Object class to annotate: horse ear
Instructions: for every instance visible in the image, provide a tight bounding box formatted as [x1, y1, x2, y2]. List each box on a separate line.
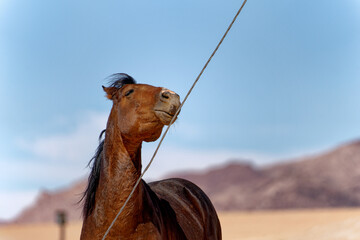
[102, 86, 117, 100]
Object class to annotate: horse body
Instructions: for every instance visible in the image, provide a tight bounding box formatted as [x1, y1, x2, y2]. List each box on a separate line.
[80, 74, 221, 240]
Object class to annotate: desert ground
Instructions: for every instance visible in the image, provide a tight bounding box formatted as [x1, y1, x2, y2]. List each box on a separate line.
[1, 208, 360, 240]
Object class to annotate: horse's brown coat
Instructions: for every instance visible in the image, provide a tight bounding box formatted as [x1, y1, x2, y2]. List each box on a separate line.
[80, 74, 221, 239]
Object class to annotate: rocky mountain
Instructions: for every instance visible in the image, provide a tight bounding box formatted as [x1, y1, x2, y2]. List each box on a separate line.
[12, 140, 360, 223]
[175, 140, 360, 210]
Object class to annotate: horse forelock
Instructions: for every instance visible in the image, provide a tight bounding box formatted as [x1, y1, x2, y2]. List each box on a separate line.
[107, 73, 137, 89]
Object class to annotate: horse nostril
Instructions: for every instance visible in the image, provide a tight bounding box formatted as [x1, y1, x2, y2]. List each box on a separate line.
[161, 92, 170, 99]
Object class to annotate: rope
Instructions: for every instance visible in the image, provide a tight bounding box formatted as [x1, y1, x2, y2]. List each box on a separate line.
[102, 1, 248, 239]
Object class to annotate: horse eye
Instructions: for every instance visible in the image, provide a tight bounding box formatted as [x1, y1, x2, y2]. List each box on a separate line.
[125, 89, 134, 96]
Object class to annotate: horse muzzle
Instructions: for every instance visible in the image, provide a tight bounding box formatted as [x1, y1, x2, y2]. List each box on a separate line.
[154, 88, 181, 125]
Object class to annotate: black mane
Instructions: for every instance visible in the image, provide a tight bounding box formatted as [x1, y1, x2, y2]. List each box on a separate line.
[107, 73, 136, 88]
[81, 73, 136, 219]
[82, 136, 104, 219]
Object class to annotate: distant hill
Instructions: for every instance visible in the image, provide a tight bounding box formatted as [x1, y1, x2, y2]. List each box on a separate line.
[12, 140, 360, 223]
[173, 140, 360, 210]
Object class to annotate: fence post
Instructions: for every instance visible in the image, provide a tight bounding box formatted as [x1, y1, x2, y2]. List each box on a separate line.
[56, 210, 67, 240]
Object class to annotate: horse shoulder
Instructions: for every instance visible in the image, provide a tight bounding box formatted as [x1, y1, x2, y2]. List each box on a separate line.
[149, 178, 222, 240]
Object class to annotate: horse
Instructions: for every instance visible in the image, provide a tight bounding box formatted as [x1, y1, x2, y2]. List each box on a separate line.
[80, 73, 221, 240]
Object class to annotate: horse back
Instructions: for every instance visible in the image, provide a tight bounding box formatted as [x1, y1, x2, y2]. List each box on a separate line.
[149, 178, 222, 240]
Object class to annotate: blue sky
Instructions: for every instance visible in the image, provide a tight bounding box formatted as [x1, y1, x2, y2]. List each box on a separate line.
[1, 0, 360, 220]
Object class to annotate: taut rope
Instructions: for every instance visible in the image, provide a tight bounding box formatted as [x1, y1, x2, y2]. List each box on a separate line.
[102, 1, 248, 239]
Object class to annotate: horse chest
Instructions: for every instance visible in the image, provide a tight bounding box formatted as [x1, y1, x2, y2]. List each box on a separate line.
[131, 222, 162, 240]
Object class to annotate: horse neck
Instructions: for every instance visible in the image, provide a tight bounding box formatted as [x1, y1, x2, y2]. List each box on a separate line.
[94, 106, 145, 232]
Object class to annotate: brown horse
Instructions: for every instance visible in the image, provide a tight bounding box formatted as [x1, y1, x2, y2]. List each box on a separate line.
[80, 74, 221, 240]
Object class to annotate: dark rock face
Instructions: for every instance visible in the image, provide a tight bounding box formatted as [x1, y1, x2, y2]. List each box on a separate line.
[13, 140, 360, 223]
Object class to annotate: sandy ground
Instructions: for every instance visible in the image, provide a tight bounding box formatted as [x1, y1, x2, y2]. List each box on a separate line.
[1, 208, 360, 240]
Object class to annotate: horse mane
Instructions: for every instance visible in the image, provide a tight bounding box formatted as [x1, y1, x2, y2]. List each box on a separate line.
[107, 73, 136, 88]
[82, 73, 136, 219]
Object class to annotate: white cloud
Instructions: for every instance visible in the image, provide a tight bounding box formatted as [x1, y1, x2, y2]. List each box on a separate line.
[0, 190, 39, 221]
[5, 112, 109, 187]
[17, 112, 107, 163]
[0, 159, 87, 188]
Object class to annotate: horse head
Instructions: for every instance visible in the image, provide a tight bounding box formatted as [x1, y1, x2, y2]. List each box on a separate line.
[102, 73, 181, 143]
